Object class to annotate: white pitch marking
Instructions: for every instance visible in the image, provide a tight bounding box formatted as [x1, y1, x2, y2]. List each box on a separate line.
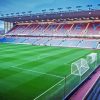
[33, 78, 65, 100]
[10, 66, 64, 79]
[33, 74, 72, 100]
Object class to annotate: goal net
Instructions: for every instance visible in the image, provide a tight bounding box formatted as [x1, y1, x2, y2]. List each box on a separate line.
[86, 53, 97, 64]
[71, 58, 89, 76]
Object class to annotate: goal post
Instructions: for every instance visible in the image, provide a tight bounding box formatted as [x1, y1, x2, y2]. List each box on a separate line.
[86, 53, 97, 64]
[71, 53, 98, 77]
[71, 58, 89, 76]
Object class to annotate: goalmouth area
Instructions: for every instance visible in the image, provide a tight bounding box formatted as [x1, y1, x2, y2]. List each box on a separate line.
[0, 43, 100, 100]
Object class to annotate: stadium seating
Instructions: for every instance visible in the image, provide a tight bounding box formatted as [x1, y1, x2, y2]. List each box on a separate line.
[85, 77, 100, 100]
[7, 22, 100, 36]
[77, 40, 98, 49]
[97, 43, 100, 49]
[60, 38, 80, 47]
[0, 36, 99, 49]
[69, 23, 87, 36]
[86, 22, 100, 36]
[45, 38, 63, 46]
[0, 21, 99, 49]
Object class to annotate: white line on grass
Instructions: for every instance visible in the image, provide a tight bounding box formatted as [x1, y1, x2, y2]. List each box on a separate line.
[33, 78, 65, 100]
[33, 74, 71, 100]
[10, 66, 64, 79]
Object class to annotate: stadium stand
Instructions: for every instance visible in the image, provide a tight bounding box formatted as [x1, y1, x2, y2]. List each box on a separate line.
[86, 22, 100, 36]
[97, 42, 100, 49]
[85, 77, 100, 100]
[0, 10, 100, 49]
[77, 39, 99, 49]
[0, 36, 99, 49]
[0, 21, 98, 49]
[6, 22, 100, 36]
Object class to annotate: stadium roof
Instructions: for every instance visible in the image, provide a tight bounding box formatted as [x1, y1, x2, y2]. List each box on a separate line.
[0, 10, 100, 23]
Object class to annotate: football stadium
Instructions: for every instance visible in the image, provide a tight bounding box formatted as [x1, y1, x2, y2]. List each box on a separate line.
[0, 0, 100, 100]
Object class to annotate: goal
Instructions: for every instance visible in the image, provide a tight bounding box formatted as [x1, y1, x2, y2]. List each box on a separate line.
[71, 58, 89, 76]
[86, 53, 97, 64]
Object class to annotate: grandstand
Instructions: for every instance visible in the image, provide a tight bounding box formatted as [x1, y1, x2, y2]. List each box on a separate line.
[0, 6, 100, 100]
[7, 22, 100, 36]
[85, 77, 100, 100]
[0, 10, 100, 49]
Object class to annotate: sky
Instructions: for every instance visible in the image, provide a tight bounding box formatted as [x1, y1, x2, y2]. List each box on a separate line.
[0, 0, 100, 29]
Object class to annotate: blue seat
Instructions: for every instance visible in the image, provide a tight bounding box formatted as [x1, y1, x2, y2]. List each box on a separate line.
[86, 78, 100, 100]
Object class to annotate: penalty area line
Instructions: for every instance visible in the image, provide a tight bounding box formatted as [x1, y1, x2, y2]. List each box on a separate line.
[33, 78, 65, 100]
[10, 66, 64, 79]
[33, 74, 71, 100]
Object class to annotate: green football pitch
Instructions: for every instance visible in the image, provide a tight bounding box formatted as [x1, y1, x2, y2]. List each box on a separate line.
[0, 43, 99, 100]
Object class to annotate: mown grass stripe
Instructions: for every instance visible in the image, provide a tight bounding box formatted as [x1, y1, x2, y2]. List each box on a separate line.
[0, 43, 98, 100]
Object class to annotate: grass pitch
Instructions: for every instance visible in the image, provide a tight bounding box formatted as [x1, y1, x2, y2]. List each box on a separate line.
[0, 43, 99, 100]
